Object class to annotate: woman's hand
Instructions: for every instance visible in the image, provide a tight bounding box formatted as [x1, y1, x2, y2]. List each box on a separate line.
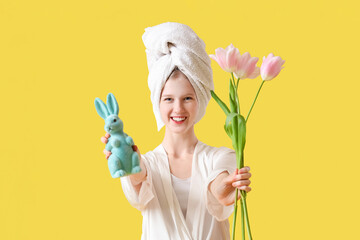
[229, 167, 252, 193]
[209, 166, 252, 206]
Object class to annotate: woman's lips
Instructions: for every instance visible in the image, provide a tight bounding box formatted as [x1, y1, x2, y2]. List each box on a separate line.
[171, 117, 187, 124]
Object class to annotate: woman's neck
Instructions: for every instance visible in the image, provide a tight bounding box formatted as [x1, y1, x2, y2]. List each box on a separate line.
[162, 128, 198, 158]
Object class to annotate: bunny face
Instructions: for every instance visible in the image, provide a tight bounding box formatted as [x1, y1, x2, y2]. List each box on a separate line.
[105, 114, 123, 134]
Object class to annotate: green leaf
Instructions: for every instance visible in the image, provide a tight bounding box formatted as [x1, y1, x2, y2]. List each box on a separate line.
[224, 123, 233, 138]
[224, 113, 237, 139]
[225, 112, 238, 127]
[211, 90, 230, 115]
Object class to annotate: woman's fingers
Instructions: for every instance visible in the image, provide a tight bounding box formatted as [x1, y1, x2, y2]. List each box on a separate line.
[100, 134, 112, 159]
[239, 166, 250, 173]
[103, 149, 111, 160]
[238, 186, 252, 193]
[225, 167, 251, 185]
[231, 166, 252, 191]
[232, 179, 251, 188]
[231, 166, 251, 181]
[101, 136, 108, 144]
[101, 133, 111, 143]
[233, 172, 252, 181]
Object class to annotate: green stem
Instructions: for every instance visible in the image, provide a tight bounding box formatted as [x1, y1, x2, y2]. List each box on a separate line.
[231, 189, 238, 240]
[230, 72, 236, 87]
[231, 118, 238, 153]
[229, 78, 239, 152]
[241, 197, 245, 240]
[236, 77, 241, 115]
[246, 80, 265, 123]
[231, 73, 241, 114]
[241, 196, 253, 240]
[240, 151, 244, 169]
[231, 149, 242, 240]
[239, 154, 252, 239]
[239, 155, 245, 240]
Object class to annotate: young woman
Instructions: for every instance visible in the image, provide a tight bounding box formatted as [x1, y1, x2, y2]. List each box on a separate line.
[102, 23, 252, 240]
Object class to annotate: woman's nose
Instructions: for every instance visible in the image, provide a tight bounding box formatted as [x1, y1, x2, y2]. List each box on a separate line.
[173, 99, 184, 113]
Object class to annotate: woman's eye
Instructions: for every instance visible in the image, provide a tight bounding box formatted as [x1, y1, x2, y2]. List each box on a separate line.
[164, 98, 172, 101]
[185, 97, 192, 100]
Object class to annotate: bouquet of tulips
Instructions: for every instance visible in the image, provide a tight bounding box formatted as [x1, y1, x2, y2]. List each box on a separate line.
[209, 44, 285, 240]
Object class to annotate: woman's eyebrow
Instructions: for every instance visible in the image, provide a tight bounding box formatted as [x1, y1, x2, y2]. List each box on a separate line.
[161, 94, 173, 98]
[162, 93, 195, 97]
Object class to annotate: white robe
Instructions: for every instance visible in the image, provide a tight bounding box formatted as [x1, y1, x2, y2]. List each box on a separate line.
[120, 141, 236, 240]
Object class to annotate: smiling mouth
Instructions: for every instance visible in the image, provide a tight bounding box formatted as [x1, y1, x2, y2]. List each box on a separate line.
[171, 117, 187, 123]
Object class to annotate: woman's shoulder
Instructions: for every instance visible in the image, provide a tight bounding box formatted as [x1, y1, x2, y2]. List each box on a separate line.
[196, 141, 236, 170]
[197, 141, 235, 158]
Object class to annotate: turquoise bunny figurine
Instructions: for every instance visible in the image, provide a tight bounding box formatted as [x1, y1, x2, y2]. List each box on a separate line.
[94, 93, 141, 178]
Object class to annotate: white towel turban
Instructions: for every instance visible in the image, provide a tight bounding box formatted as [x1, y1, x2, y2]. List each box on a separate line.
[142, 22, 214, 131]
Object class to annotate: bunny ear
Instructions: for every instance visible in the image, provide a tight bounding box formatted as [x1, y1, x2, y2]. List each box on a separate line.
[107, 93, 119, 115]
[94, 98, 110, 119]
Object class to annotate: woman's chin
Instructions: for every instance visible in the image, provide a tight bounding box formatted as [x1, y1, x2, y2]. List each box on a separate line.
[166, 123, 195, 135]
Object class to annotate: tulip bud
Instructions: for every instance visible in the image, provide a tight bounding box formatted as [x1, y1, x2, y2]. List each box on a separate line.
[260, 53, 285, 81]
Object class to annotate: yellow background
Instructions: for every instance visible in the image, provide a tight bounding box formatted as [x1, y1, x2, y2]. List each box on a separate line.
[1, 0, 359, 239]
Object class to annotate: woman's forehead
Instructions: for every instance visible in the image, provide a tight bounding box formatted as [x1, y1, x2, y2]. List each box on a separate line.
[161, 76, 196, 95]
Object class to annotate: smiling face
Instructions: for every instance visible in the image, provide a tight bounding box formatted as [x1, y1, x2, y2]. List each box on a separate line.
[159, 71, 198, 134]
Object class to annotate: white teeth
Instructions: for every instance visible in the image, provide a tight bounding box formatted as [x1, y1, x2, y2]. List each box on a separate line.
[172, 117, 186, 121]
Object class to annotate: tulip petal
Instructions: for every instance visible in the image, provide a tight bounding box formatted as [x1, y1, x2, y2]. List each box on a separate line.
[226, 47, 238, 72]
[245, 57, 259, 77]
[209, 54, 218, 62]
[247, 66, 260, 79]
[225, 43, 235, 52]
[214, 48, 228, 71]
[237, 52, 250, 71]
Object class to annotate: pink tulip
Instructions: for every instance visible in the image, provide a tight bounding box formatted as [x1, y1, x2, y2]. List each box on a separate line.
[209, 44, 240, 73]
[210, 44, 260, 79]
[233, 52, 260, 79]
[260, 53, 285, 81]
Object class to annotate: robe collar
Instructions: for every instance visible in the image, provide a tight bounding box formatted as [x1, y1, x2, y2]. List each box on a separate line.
[157, 141, 204, 239]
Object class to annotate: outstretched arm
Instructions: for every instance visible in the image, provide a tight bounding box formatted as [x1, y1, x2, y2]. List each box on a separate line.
[209, 167, 252, 206]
